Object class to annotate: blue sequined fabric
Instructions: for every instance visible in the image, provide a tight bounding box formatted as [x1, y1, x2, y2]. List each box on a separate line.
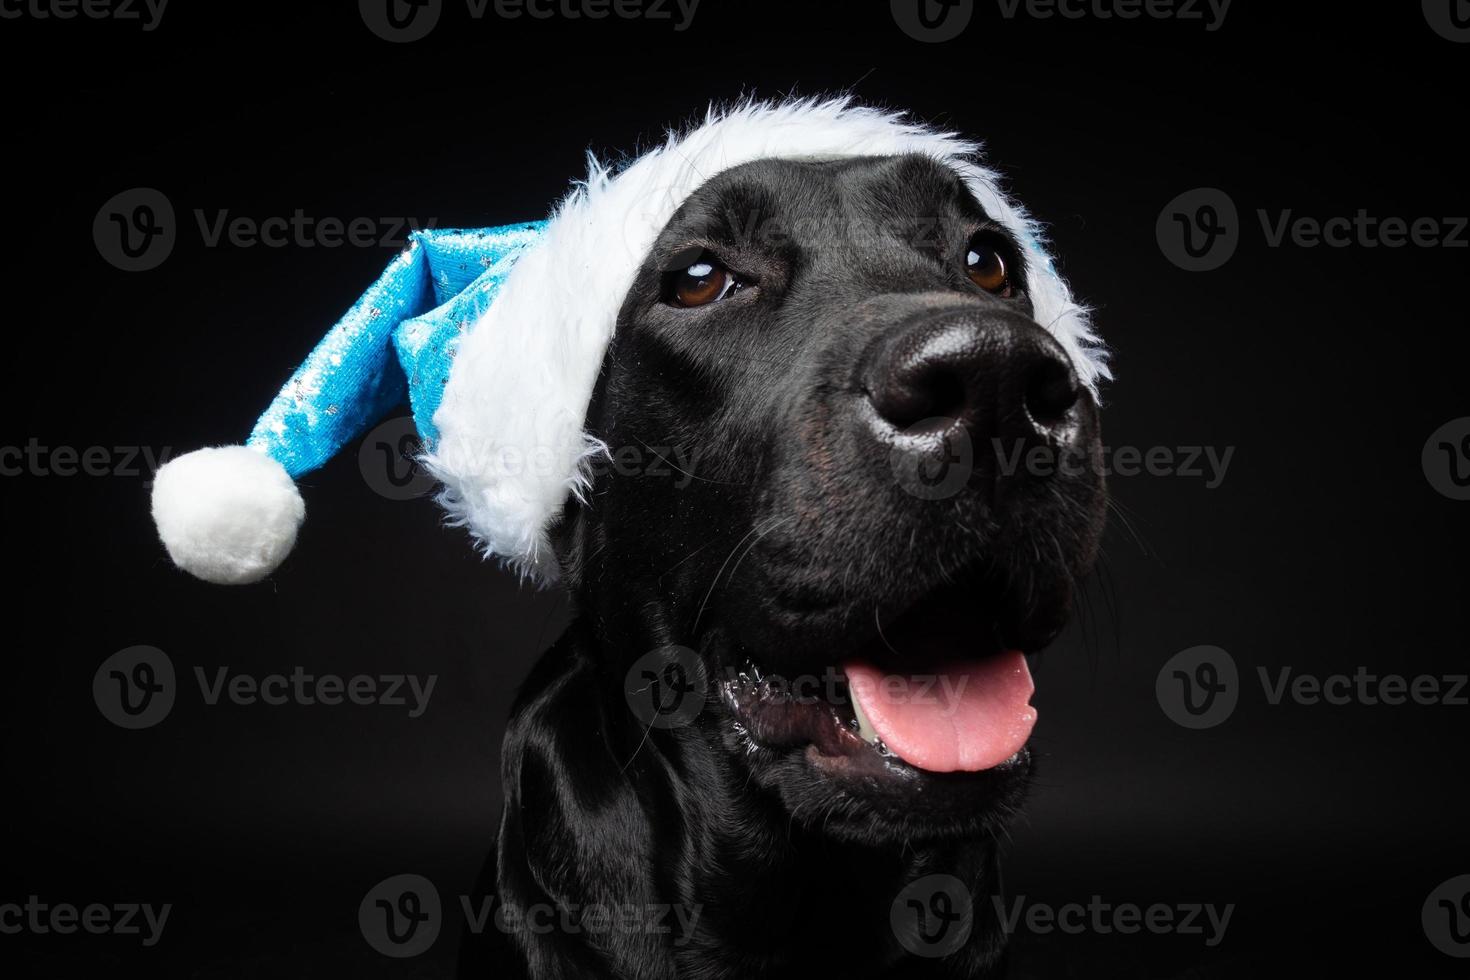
[246, 223, 546, 478]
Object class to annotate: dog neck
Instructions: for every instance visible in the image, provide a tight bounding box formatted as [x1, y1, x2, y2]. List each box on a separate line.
[479, 619, 1010, 979]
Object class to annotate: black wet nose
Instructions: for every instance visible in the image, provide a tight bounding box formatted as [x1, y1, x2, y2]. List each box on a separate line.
[864, 312, 1082, 450]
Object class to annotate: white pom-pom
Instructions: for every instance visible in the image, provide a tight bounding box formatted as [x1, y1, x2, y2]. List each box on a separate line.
[151, 446, 305, 585]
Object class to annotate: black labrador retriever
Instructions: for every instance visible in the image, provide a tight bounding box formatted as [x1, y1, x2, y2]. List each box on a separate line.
[460, 153, 1106, 979]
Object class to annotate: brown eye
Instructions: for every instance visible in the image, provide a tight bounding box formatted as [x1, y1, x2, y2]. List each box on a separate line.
[670, 254, 741, 307]
[966, 234, 1012, 296]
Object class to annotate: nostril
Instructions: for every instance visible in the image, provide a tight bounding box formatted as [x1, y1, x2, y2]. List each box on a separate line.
[1024, 359, 1080, 429]
[913, 366, 969, 427]
[871, 366, 970, 433]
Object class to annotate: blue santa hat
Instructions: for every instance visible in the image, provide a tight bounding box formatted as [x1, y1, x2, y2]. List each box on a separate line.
[151, 223, 545, 584]
[150, 97, 1108, 586]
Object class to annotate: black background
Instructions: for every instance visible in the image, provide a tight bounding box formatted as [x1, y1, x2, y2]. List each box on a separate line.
[2, 1, 1467, 976]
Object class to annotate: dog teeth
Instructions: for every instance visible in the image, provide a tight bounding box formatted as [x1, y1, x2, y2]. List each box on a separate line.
[849, 694, 882, 747]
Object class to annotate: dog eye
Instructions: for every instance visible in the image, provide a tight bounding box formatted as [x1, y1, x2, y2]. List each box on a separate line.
[667, 253, 743, 308]
[966, 233, 1013, 297]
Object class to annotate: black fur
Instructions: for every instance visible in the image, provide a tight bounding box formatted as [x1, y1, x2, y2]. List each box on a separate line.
[460, 155, 1106, 979]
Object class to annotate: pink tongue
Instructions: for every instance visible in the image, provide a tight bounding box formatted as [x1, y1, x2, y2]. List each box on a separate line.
[843, 654, 1037, 772]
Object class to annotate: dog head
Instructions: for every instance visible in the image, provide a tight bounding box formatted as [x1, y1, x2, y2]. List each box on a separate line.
[554, 147, 1107, 845]
[147, 98, 1107, 853]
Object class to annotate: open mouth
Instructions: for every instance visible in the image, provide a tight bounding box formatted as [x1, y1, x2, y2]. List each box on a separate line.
[718, 577, 1040, 776]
